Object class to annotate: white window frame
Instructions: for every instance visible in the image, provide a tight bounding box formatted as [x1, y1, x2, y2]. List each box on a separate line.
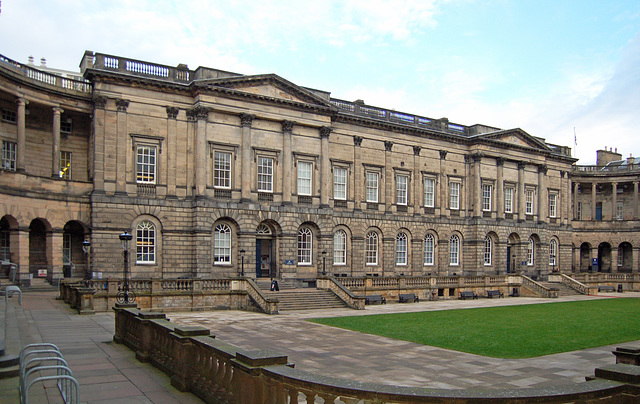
[482, 184, 492, 211]
[423, 234, 434, 266]
[449, 235, 460, 266]
[60, 151, 71, 180]
[618, 246, 624, 267]
[136, 221, 156, 264]
[549, 193, 557, 218]
[365, 231, 378, 265]
[297, 161, 313, 196]
[577, 202, 582, 220]
[1, 108, 17, 124]
[0, 229, 9, 261]
[2, 141, 17, 171]
[504, 186, 514, 213]
[484, 236, 492, 266]
[527, 238, 534, 266]
[396, 175, 408, 206]
[449, 181, 460, 210]
[214, 151, 232, 189]
[423, 177, 435, 208]
[549, 239, 557, 266]
[333, 230, 347, 265]
[525, 189, 534, 215]
[366, 172, 379, 203]
[60, 118, 72, 134]
[136, 145, 157, 184]
[333, 166, 347, 200]
[257, 156, 274, 193]
[396, 232, 408, 265]
[297, 227, 312, 265]
[63, 233, 71, 266]
[214, 223, 232, 265]
[616, 201, 624, 220]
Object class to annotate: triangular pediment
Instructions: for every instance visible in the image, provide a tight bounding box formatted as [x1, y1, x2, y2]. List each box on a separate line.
[474, 129, 551, 151]
[193, 74, 332, 108]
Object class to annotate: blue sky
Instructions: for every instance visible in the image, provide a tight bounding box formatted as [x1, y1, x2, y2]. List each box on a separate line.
[2, 0, 639, 164]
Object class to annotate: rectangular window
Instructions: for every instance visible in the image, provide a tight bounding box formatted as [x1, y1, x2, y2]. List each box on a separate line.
[449, 181, 460, 210]
[482, 184, 492, 211]
[60, 151, 71, 180]
[60, 119, 72, 134]
[333, 167, 347, 200]
[423, 177, 435, 207]
[577, 202, 582, 220]
[396, 175, 408, 205]
[504, 186, 514, 213]
[297, 161, 313, 196]
[2, 141, 17, 171]
[617, 201, 624, 220]
[1, 108, 17, 124]
[63, 233, 71, 266]
[214, 151, 232, 189]
[136, 145, 156, 184]
[549, 194, 557, 218]
[618, 247, 624, 266]
[257, 156, 273, 192]
[0, 230, 9, 261]
[366, 172, 379, 203]
[525, 189, 534, 215]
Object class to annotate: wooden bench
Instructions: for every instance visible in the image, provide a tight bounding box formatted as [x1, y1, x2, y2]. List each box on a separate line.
[487, 290, 504, 298]
[598, 285, 616, 293]
[365, 295, 386, 305]
[398, 293, 419, 303]
[459, 291, 478, 300]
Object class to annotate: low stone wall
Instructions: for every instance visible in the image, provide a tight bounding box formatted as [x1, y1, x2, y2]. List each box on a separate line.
[571, 273, 640, 292]
[114, 306, 640, 403]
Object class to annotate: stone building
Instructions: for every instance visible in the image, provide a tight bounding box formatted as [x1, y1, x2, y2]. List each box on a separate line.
[0, 51, 637, 286]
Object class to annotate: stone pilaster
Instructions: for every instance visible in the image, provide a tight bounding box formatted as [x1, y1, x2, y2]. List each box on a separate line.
[92, 96, 107, 192]
[634, 182, 639, 219]
[612, 182, 618, 220]
[193, 105, 208, 196]
[592, 182, 597, 221]
[472, 153, 482, 217]
[518, 161, 526, 221]
[538, 164, 547, 222]
[115, 99, 129, 194]
[496, 158, 504, 219]
[440, 150, 447, 216]
[52, 107, 63, 178]
[281, 120, 295, 205]
[16, 97, 28, 172]
[384, 141, 393, 211]
[413, 146, 421, 212]
[166, 107, 179, 196]
[320, 126, 332, 207]
[353, 136, 363, 209]
[240, 113, 255, 202]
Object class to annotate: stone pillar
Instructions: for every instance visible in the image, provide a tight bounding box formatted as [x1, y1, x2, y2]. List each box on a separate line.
[281, 121, 295, 205]
[384, 141, 393, 211]
[413, 146, 421, 213]
[115, 99, 129, 194]
[16, 97, 28, 172]
[634, 182, 639, 219]
[440, 150, 447, 216]
[166, 107, 179, 197]
[240, 113, 255, 202]
[496, 158, 504, 219]
[538, 165, 547, 222]
[320, 126, 332, 207]
[472, 153, 482, 217]
[611, 247, 619, 273]
[49, 231, 64, 282]
[92, 96, 107, 192]
[17, 227, 30, 287]
[573, 182, 579, 220]
[518, 161, 526, 221]
[52, 107, 63, 178]
[353, 136, 363, 209]
[564, 172, 571, 225]
[592, 182, 597, 221]
[612, 182, 618, 220]
[194, 106, 208, 196]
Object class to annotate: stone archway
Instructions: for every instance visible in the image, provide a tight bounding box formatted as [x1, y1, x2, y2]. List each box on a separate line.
[617, 242, 633, 273]
[29, 218, 50, 279]
[506, 233, 520, 274]
[580, 243, 591, 272]
[597, 242, 612, 272]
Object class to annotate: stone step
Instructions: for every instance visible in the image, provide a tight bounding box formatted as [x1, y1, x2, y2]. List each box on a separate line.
[539, 281, 583, 296]
[264, 289, 347, 311]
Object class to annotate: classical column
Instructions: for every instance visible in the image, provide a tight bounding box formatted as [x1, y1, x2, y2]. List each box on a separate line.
[518, 161, 526, 221]
[320, 126, 332, 207]
[472, 153, 482, 217]
[612, 182, 618, 220]
[591, 182, 597, 221]
[166, 107, 179, 197]
[384, 141, 393, 211]
[49, 230, 64, 282]
[193, 105, 208, 196]
[496, 158, 504, 219]
[573, 181, 579, 220]
[115, 99, 129, 194]
[537, 165, 547, 222]
[281, 121, 295, 205]
[413, 146, 421, 213]
[16, 97, 28, 172]
[17, 228, 30, 287]
[634, 182, 639, 219]
[353, 136, 363, 209]
[52, 107, 63, 178]
[240, 113, 255, 202]
[439, 150, 447, 216]
[91, 96, 107, 192]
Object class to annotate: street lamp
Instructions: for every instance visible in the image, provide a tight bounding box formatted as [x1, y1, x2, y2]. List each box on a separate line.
[240, 249, 245, 277]
[119, 230, 133, 304]
[322, 250, 327, 276]
[82, 239, 91, 280]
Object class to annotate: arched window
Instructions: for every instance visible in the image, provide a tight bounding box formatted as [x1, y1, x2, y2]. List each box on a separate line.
[424, 234, 434, 266]
[396, 232, 407, 265]
[484, 236, 492, 266]
[549, 239, 557, 266]
[136, 221, 156, 264]
[527, 238, 535, 266]
[298, 228, 312, 265]
[214, 224, 232, 264]
[449, 235, 460, 266]
[366, 231, 378, 265]
[333, 230, 347, 265]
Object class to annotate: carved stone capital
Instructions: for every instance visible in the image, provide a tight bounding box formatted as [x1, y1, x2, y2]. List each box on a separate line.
[384, 141, 393, 152]
[52, 106, 64, 115]
[470, 152, 483, 163]
[496, 157, 505, 167]
[439, 150, 447, 160]
[518, 161, 527, 170]
[281, 120, 295, 133]
[93, 95, 107, 109]
[538, 164, 548, 174]
[166, 106, 179, 119]
[413, 146, 421, 156]
[320, 126, 332, 138]
[240, 113, 255, 127]
[115, 99, 129, 112]
[354, 136, 363, 147]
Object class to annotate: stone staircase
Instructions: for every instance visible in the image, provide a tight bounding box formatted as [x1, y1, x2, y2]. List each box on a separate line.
[539, 281, 583, 296]
[254, 278, 347, 311]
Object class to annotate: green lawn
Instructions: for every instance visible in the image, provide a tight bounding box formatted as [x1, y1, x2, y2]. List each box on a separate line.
[309, 298, 640, 358]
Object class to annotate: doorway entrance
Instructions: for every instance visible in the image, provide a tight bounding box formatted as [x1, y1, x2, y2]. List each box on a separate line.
[255, 223, 277, 278]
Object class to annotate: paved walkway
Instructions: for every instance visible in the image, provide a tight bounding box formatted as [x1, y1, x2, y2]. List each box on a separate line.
[0, 290, 637, 402]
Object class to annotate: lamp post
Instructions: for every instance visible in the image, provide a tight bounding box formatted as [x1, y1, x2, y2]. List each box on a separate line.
[240, 249, 245, 277]
[119, 230, 133, 304]
[322, 250, 327, 276]
[82, 239, 91, 280]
